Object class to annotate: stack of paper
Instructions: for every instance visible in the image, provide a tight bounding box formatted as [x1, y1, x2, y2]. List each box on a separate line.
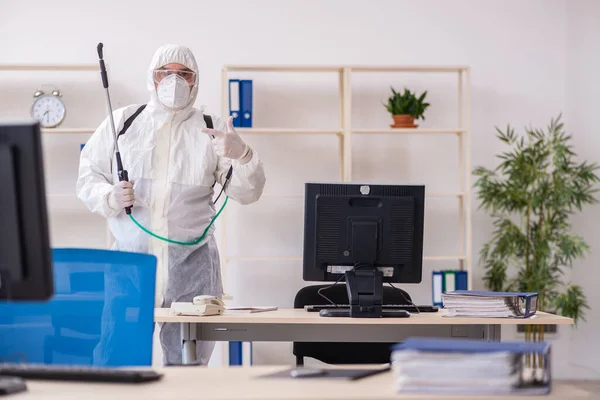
[391, 338, 550, 395]
[442, 290, 538, 318]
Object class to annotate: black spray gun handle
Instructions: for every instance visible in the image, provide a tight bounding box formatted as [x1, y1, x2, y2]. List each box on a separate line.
[118, 169, 132, 215]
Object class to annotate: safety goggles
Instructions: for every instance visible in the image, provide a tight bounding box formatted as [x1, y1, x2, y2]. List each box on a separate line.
[153, 69, 196, 85]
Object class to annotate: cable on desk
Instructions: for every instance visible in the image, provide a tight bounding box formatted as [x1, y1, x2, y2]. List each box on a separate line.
[317, 274, 346, 306]
[388, 283, 420, 313]
[317, 263, 373, 306]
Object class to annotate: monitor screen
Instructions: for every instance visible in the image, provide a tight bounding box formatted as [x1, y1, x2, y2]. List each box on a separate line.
[0, 121, 53, 301]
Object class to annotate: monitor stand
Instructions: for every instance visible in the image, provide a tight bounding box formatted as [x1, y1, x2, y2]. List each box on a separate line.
[319, 267, 410, 318]
[321, 219, 411, 318]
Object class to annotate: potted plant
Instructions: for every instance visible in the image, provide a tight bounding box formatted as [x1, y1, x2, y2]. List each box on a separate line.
[384, 87, 430, 128]
[473, 114, 599, 345]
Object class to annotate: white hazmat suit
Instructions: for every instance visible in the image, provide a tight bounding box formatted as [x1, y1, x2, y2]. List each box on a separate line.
[76, 44, 265, 365]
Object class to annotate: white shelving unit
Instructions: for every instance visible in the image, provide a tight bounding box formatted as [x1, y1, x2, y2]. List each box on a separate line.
[221, 64, 472, 292]
[0, 65, 99, 72]
[1, 63, 472, 295]
[41, 128, 96, 134]
[0, 64, 107, 247]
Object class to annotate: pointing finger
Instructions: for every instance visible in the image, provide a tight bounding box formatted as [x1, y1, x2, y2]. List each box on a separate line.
[226, 116, 235, 133]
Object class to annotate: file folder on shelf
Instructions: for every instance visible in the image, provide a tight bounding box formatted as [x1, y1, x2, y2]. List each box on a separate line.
[432, 271, 443, 307]
[240, 79, 253, 127]
[443, 270, 455, 293]
[391, 337, 551, 395]
[432, 270, 468, 306]
[228, 79, 241, 127]
[455, 270, 468, 290]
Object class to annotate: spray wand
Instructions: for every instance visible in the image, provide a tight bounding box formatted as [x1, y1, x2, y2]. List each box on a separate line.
[96, 42, 131, 215]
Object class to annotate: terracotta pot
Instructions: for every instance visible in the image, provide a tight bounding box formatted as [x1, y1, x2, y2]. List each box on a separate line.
[391, 114, 418, 128]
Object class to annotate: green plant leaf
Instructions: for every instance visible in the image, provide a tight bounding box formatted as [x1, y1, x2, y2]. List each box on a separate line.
[385, 87, 429, 120]
[473, 114, 598, 326]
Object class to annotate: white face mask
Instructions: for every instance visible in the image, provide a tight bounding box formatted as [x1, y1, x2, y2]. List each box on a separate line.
[156, 74, 191, 110]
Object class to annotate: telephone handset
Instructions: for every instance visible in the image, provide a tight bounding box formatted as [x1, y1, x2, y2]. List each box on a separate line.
[193, 295, 225, 307]
[171, 295, 225, 316]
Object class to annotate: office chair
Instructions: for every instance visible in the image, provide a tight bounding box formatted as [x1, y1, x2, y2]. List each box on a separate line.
[44, 268, 105, 364]
[293, 283, 412, 366]
[0, 248, 157, 367]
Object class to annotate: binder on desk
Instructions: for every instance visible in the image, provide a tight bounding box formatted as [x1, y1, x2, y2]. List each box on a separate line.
[228, 79, 241, 127]
[442, 290, 539, 318]
[391, 337, 551, 395]
[240, 79, 253, 127]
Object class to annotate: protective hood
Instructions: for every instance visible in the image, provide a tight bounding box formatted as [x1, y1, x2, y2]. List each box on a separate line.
[146, 44, 200, 119]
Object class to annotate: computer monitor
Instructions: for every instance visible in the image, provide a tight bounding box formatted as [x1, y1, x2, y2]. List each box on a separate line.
[0, 121, 53, 301]
[302, 182, 425, 318]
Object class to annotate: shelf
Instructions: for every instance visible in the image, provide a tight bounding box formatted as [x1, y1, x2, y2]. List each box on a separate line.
[41, 128, 96, 134]
[350, 65, 469, 73]
[427, 192, 465, 198]
[423, 256, 467, 261]
[224, 65, 343, 72]
[222, 65, 468, 73]
[353, 128, 464, 135]
[225, 255, 466, 262]
[221, 63, 472, 292]
[236, 128, 340, 135]
[238, 127, 465, 135]
[0, 64, 99, 72]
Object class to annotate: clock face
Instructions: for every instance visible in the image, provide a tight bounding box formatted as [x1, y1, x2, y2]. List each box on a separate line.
[31, 94, 66, 128]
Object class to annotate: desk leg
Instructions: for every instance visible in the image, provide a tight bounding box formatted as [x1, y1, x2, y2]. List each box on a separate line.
[181, 322, 198, 365]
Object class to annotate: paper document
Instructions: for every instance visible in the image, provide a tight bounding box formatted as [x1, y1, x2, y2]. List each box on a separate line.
[225, 306, 278, 314]
[391, 338, 550, 395]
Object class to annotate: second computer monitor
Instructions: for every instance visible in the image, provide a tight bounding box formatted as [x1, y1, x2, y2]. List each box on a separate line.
[302, 183, 425, 284]
[0, 121, 53, 301]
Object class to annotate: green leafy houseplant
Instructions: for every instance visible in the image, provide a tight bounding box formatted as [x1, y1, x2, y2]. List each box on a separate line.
[473, 114, 599, 345]
[385, 87, 430, 128]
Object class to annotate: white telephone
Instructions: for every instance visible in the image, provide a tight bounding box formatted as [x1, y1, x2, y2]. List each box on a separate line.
[171, 295, 225, 316]
[193, 295, 225, 307]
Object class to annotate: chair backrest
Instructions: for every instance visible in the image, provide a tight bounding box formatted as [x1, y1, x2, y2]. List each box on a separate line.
[294, 283, 413, 308]
[292, 284, 412, 365]
[0, 248, 156, 367]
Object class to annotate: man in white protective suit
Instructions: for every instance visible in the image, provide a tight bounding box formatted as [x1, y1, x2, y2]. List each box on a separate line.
[76, 44, 266, 365]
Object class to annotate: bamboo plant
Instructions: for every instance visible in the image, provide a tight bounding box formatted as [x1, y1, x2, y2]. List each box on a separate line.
[473, 114, 598, 348]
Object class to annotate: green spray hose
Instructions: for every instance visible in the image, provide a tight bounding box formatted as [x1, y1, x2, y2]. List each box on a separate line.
[128, 196, 229, 246]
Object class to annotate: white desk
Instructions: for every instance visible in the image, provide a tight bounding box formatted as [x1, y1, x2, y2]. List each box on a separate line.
[18, 366, 592, 399]
[154, 308, 573, 364]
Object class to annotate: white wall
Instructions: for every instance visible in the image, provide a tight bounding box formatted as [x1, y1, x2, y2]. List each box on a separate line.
[563, 0, 600, 380]
[1, 0, 599, 378]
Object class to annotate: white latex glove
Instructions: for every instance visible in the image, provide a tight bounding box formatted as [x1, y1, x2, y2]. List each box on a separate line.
[202, 116, 251, 162]
[108, 180, 135, 210]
